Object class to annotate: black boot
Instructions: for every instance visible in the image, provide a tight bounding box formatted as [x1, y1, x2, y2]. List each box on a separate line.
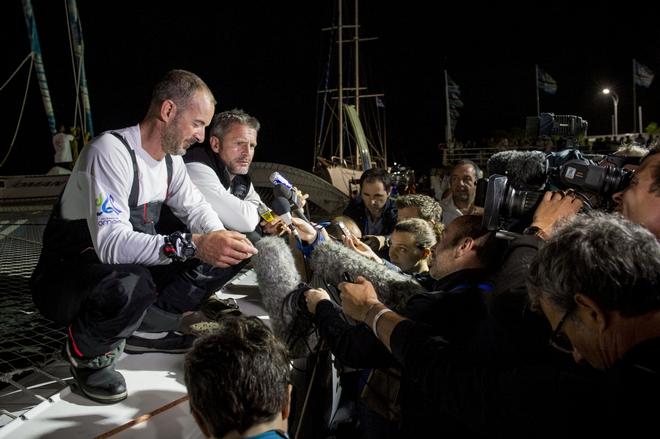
[69, 364, 127, 404]
[64, 340, 127, 404]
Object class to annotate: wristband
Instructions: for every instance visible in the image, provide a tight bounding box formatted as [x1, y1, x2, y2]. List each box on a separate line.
[372, 308, 393, 339]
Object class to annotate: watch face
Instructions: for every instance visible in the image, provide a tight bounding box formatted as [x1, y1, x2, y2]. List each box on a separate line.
[182, 245, 196, 258]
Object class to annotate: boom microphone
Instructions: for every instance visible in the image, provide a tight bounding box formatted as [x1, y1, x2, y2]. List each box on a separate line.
[309, 239, 426, 308]
[487, 150, 548, 190]
[252, 236, 316, 358]
[269, 172, 309, 221]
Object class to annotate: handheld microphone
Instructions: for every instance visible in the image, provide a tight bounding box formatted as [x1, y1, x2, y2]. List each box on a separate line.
[309, 239, 426, 309]
[271, 197, 301, 241]
[252, 236, 317, 357]
[269, 172, 309, 221]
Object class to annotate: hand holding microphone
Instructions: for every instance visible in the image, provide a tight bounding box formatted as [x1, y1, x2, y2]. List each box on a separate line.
[271, 197, 302, 241]
[258, 202, 288, 236]
[338, 276, 381, 322]
[304, 288, 332, 314]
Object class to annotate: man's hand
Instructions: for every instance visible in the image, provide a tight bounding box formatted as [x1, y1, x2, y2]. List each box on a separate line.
[304, 288, 331, 314]
[339, 276, 381, 322]
[261, 216, 287, 236]
[531, 190, 583, 238]
[291, 217, 318, 243]
[193, 230, 258, 267]
[294, 188, 309, 209]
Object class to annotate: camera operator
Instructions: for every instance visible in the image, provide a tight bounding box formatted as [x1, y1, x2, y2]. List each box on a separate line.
[494, 144, 658, 318]
[611, 145, 660, 238]
[304, 215, 504, 437]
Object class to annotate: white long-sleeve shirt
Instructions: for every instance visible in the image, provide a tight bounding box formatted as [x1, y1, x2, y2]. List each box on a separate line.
[185, 161, 262, 233]
[60, 125, 224, 265]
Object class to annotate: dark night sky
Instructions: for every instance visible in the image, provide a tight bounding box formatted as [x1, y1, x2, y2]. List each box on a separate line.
[2, 1, 659, 176]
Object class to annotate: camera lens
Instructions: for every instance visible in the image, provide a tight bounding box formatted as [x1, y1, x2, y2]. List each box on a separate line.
[602, 167, 633, 195]
[505, 188, 544, 218]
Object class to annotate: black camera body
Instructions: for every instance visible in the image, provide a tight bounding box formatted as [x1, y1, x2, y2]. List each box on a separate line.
[525, 113, 588, 148]
[477, 150, 633, 232]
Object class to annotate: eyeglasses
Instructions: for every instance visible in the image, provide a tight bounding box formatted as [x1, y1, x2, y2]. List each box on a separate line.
[549, 308, 574, 354]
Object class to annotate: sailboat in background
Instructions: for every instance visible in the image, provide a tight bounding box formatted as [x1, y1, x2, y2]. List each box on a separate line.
[15, 0, 93, 160]
[312, 0, 387, 197]
[0, 0, 92, 203]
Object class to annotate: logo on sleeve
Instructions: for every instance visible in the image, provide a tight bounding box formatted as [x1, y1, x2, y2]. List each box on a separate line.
[96, 193, 122, 217]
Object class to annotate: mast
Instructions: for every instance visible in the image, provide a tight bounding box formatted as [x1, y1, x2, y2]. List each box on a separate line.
[338, 0, 344, 165]
[354, 0, 359, 117]
[632, 59, 637, 133]
[314, 0, 386, 172]
[21, 0, 57, 135]
[66, 0, 94, 140]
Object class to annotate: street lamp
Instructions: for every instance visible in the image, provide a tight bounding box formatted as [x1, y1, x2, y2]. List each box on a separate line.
[602, 88, 619, 136]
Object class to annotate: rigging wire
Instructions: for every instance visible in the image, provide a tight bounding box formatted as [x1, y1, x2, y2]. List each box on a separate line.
[314, 3, 337, 170]
[0, 54, 35, 168]
[0, 52, 34, 92]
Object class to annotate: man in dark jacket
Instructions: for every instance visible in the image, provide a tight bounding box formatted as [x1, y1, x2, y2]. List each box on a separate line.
[158, 109, 264, 235]
[184, 109, 264, 233]
[304, 215, 503, 436]
[343, 168, 397, 238]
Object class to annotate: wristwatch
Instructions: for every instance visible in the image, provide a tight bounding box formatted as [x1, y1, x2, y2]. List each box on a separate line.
[522, 226, 549, 241]
[162, 231, 196, 262]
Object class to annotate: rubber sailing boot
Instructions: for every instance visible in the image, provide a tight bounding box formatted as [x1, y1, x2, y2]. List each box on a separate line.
[64, 339, 127, 404]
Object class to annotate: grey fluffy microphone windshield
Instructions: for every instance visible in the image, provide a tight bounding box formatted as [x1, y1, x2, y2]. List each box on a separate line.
[309, 239, 426, 308]
[252, 235, 315, 357]
[487, 150, 548, 190]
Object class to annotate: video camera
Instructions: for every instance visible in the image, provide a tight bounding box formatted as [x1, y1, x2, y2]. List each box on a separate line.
[476, 148, 633, 232]
[525, 113, 588, 148]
